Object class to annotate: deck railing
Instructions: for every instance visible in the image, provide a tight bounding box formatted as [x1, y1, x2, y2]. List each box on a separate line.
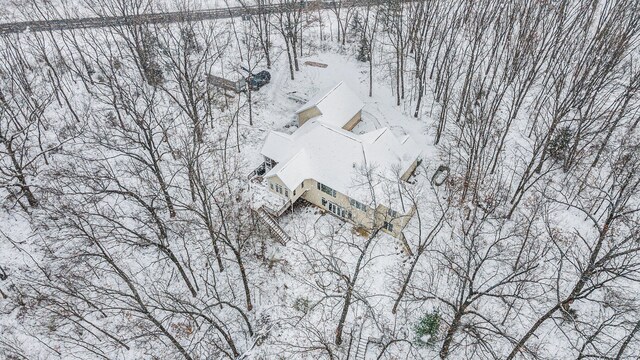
[254, 206, 290, 245]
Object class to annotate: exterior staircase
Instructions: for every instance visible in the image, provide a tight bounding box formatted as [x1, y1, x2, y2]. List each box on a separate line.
[353, 336, 369, 360]
[255, 207, 290, 245]
[349, 314, 383, 360]
[268, 200, 293, 217]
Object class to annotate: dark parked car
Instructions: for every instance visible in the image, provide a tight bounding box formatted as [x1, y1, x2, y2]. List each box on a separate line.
[246, 70, 271, 90]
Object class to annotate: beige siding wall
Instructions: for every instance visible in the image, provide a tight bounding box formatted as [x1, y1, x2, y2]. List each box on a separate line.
[342, 110, 362, 131]
[297, 107, 322, 126]
[266, 175, 290, 199]
[266, 175, 309, 203]
[267, 177, 414, 239]
[301, 179, 376, 230]
[400, 158, 419, 181]
[290, 179, 309, 202]
[301, 179, 414, 238]
[298, 108, 361, 131]
[373, 204, 415, 238]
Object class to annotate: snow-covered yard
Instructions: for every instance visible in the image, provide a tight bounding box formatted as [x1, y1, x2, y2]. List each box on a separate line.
[1, 1, 639, 359]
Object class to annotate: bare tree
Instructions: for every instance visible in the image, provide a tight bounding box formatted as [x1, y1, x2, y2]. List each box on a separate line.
[507, 148, 640, 359]
[272, 0, 304, 80]
[362, 2, 380, 97]
[391, 168, 449, 315]
[0, 37, 57, 209]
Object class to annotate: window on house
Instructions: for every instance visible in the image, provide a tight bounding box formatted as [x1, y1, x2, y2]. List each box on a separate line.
[302, 181, 304, 188]
[388, 208, 398, 218]
[293, 190, 296, 196]
[324, 199, 351, 220]
[383, 221, 394, 232]
[318, 182, 336, 197]
[350, 199, 367, 211]
[270, 183, 274, 190]
[285, 189, 289, 197]
[275, 184, 283, 194]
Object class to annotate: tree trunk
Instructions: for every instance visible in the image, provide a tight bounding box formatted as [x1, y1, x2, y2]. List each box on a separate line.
[439, 302, 469, 359]
[284, 38, 295, 80]
[234, 249, 253, 311]
[335, 230, 377, 345]
[4, 140, 39, 207]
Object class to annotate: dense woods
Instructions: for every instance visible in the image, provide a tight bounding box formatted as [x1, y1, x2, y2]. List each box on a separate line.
[1, 0, 639, 359]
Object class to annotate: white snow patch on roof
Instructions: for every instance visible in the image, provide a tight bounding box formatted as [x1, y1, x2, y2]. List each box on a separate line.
[295, 81, 364, 128]
[262, 119, 421, 207]
[261, 131, 292, 162]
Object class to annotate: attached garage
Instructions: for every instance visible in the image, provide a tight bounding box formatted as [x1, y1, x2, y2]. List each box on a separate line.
[295, 81, 364, 130]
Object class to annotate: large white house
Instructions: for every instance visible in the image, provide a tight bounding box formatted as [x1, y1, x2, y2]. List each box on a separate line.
[258, 82, 421, 238]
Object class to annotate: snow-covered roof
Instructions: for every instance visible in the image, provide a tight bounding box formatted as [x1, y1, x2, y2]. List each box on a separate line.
[295, 81, 364, 128]
[260, 119, 421, 209]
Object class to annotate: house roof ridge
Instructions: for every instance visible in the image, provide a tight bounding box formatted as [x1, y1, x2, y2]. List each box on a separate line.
[278, 148, 307, 173]
[368, 127, 389, 143]
[318, 122, 362, 142]
[315, 81, 343, 106]
[295, 81, 344, 114]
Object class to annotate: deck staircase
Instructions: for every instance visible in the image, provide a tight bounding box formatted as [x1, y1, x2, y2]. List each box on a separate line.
[255, 207, 290, 245]
[268, 200, 293, 217]
[353, 336, 369, 360]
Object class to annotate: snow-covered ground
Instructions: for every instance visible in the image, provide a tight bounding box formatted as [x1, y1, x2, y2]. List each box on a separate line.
[219, 37, 445, 357]
[1, 1, 639, 359]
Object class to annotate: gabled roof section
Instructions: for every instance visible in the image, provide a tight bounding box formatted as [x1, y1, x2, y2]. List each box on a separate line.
[295, 82, 342, 114]
[261, 131, 292, 163]
[265, 149, 312, 190]
[359, 128, 388, 143]
[295, 81, 365, 128]
[261, 119, 421, 206]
